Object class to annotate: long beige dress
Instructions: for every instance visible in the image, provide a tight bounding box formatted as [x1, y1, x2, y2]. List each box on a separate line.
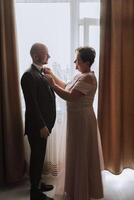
[64, 72, 104, 200]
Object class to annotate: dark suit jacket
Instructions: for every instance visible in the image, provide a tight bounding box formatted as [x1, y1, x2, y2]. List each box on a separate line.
[21, 64, 56, 135]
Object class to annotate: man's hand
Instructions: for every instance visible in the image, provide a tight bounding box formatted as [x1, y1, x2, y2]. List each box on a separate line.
[40, 126, 50, 139]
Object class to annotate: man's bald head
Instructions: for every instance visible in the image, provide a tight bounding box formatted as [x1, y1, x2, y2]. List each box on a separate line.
[30, 43, 47, 57]
[30, 43, 50, 65]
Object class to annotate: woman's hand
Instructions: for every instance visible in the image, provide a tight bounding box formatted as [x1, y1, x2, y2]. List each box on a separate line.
[44, 67, 52, 75]
[45, 74, 55, 88]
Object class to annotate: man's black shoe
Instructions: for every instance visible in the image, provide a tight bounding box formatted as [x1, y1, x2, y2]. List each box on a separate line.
[30, 188, 54, 200]
[40, 183, 54, 192]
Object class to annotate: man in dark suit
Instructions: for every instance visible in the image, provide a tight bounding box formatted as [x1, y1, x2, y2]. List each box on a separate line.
[21, 43, 56, 200]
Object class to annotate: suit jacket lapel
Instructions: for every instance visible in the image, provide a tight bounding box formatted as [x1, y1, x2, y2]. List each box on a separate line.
[31, 64, 55, 96]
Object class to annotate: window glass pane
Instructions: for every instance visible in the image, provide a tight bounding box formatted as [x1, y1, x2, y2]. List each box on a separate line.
[80, 2, 100, 19]
[15, 3, 70, 78]
[89, 26, 100, 72]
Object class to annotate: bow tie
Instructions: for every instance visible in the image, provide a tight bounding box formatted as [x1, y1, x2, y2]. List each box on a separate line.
[40, 68, 46, 76]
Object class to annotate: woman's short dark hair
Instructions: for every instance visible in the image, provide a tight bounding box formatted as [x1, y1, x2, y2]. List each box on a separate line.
[76, 46, 96, 67]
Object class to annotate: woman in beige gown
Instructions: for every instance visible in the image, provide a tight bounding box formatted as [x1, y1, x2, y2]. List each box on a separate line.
[45, 47, 104, 200]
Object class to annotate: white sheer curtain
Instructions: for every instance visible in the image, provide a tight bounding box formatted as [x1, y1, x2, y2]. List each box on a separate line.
[42, 64, 69, 196]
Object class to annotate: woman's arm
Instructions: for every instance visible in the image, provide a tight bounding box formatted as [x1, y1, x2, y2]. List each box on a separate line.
[45, 74, 84, 101]
[53, 84, 84, 102]
[44, 67, 66, 89]
[51, 73, 66, 89]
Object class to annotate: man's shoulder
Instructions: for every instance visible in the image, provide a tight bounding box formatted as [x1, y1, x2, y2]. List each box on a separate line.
[21, 65, 41, 86]
[21, 67, 34, 82]
[21, 68, 30, 78]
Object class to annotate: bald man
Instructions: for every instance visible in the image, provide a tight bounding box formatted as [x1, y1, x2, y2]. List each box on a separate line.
[21, 43, 56, 200]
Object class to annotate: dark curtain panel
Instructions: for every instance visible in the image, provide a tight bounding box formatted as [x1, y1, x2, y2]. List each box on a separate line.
[0, 0, 25, 185]
[98, 0, 134, 174]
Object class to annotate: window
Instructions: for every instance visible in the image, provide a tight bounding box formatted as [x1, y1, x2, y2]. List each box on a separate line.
[15, 0, 100, 114]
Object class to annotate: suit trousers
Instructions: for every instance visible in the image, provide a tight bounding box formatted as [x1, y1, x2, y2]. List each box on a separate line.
[28, 132, 47, 190]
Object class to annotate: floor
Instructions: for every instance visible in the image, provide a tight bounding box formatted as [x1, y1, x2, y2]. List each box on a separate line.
[0, 169, 134, 200]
